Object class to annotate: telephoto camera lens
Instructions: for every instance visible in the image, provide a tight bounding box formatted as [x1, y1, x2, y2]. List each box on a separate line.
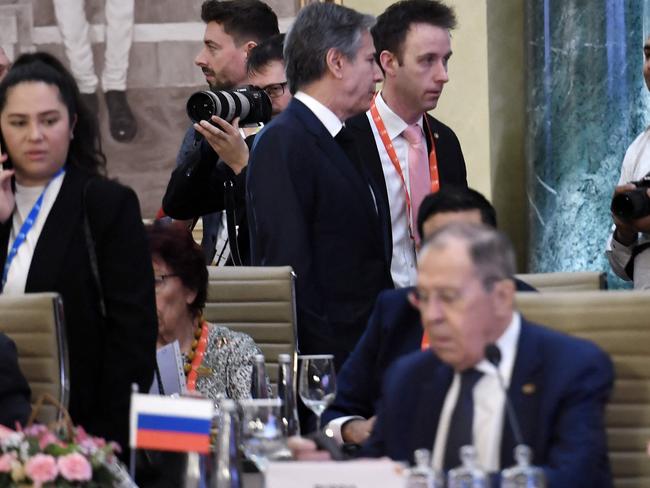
[186, 85, 272, 126]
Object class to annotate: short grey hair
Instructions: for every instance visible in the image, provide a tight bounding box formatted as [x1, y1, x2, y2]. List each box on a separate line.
[421, 222, 516, 290]
[284, 3, 375, 94]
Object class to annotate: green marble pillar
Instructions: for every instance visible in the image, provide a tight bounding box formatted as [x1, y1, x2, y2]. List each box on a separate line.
[526, 0, 650, 286]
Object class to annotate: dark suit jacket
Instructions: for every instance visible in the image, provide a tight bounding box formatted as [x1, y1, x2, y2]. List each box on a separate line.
[362, 319, 614, 487]
[0, 165, 157, 454]
[246, 98, 393, 368]
[322, 280, 536, 426]
[163, 126, 251, 264]
[346, 112, 467, 256]
[0, 333, 30, 428]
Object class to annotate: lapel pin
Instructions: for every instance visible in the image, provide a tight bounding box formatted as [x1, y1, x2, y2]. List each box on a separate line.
[433, 132, 439, 139]
[522, 383, 536, 395]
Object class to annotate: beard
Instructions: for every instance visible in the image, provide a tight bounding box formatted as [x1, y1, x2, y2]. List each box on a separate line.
[208, 81, 234, 91]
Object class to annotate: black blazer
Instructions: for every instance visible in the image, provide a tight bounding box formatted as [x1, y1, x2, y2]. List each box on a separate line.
[246, 99, 393, 369]
[0, 332, 31, 428]
[163, 127, 252, 265]
[346, 112, 467, 254]
[0, 165, 157, 453]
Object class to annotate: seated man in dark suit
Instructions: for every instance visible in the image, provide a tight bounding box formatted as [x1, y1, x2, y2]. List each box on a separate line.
[362, 222, 613, 486]
[322, 186, 535, 444]
[0, 333, 31, 428]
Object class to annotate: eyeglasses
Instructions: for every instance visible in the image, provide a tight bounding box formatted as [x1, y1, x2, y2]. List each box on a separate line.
[259, 81, 288, 99]
[154, 274, 178, 288]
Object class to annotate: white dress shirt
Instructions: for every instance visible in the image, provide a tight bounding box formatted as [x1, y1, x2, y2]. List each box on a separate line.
[432, 312, 521, 472]
[606, 126, 650, 289]
[366, 92, 423, 288]
[4, 171, 65, 294]
[294, 91, 343, 137]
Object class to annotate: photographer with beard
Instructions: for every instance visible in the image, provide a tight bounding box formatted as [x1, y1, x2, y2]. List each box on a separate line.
[162, 0, 279, 265]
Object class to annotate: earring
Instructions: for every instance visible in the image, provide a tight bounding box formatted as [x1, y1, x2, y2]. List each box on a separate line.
[70, 132, 74, 140]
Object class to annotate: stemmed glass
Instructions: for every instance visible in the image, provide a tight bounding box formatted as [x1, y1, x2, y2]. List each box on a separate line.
[298, 354, 337, 430]
[239, 398, 288, 473]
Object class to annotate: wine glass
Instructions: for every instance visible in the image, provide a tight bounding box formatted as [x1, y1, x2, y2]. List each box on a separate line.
[298, 354, 337, 430]
[239, 398, 288, 473]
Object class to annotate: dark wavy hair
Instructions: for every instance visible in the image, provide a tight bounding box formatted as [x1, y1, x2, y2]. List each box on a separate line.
[201, 0, 278, 45]
[247, 33, 285, 76]
[372, 0, 456, 64]
[417, 186, 498, 240]
[0, 52, 106, 175]
[147, 222, 208, 317]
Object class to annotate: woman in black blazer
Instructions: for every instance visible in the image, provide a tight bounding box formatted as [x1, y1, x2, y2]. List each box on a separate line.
[0, 53, 157, 455]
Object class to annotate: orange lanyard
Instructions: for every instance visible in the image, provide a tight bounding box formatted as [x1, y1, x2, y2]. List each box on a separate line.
[186, 320, 209, 392]
[369, 96, 441, 239]
[421, 331, 430, 350]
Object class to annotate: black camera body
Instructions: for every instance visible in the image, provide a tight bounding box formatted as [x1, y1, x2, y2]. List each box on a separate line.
[611, 173, 650, 220]
[186, 85, 272, 126]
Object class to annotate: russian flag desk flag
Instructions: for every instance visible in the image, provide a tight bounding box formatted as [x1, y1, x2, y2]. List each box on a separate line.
[129, 393, 214, 454]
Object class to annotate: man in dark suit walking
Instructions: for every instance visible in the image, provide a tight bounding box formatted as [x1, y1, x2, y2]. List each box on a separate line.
[361, 222, 613, 486]
[246, 2, 392, 369]
[348, 0, 467, 289]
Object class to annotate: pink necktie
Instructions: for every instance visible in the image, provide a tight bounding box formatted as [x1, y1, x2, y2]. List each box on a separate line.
[402, 124, 430, 245]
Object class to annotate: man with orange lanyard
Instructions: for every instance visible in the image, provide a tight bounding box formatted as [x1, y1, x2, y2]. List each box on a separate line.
[347, 0, 467, 289]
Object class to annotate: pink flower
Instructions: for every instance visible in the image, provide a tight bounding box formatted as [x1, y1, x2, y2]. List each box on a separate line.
[57, 452, 92, 482]
[0, 425, 13, 438]
[0, 453, 15, 473]
[24, 454, 58, 483]
[73, 426, 89, 443]
[37, 431, 59, 450]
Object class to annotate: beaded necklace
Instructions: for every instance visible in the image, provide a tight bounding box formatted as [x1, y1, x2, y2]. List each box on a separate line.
[184, 319, 209, 392]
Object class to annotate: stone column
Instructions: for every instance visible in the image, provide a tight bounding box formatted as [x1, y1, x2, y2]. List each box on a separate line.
[526, 0, 650, 285]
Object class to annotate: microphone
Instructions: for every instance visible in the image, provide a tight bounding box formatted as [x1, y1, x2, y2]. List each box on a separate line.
[484, 343, 524, 447]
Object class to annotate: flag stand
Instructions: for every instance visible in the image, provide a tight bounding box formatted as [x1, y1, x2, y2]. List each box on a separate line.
[129, 383, 139, 482]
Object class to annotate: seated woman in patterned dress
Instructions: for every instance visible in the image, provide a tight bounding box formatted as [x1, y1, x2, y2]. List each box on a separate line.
[146, 222, 262, 400]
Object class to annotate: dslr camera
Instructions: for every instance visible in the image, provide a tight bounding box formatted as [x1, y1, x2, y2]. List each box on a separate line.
[186, 85, 272, 126]
[610, 172, 650, 220]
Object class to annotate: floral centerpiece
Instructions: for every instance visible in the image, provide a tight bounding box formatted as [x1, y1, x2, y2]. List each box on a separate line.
[0, 424, 121, 487]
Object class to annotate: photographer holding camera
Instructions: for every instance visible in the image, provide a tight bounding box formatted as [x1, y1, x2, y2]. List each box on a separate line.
[162, 0, 279, 265]
[606, 36, 650, 289]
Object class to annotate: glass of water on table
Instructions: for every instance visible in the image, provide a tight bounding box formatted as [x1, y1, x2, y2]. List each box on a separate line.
[298, 354, 337, 430]
[239, 398, 288, 473]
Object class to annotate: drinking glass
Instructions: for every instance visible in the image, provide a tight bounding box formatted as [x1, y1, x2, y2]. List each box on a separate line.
[298, 354, 337, 430]
[239, 398, 288, 473]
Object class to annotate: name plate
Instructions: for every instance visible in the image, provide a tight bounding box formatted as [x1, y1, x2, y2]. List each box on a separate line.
[265, 460, 405, 488]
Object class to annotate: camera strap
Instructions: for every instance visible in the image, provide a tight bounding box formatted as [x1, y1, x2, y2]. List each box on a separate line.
[223, 180, 243, 266]
[625, 241, 650, 280]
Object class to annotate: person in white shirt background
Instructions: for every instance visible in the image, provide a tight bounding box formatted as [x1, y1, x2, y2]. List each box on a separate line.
[606, 35, 650, 289]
